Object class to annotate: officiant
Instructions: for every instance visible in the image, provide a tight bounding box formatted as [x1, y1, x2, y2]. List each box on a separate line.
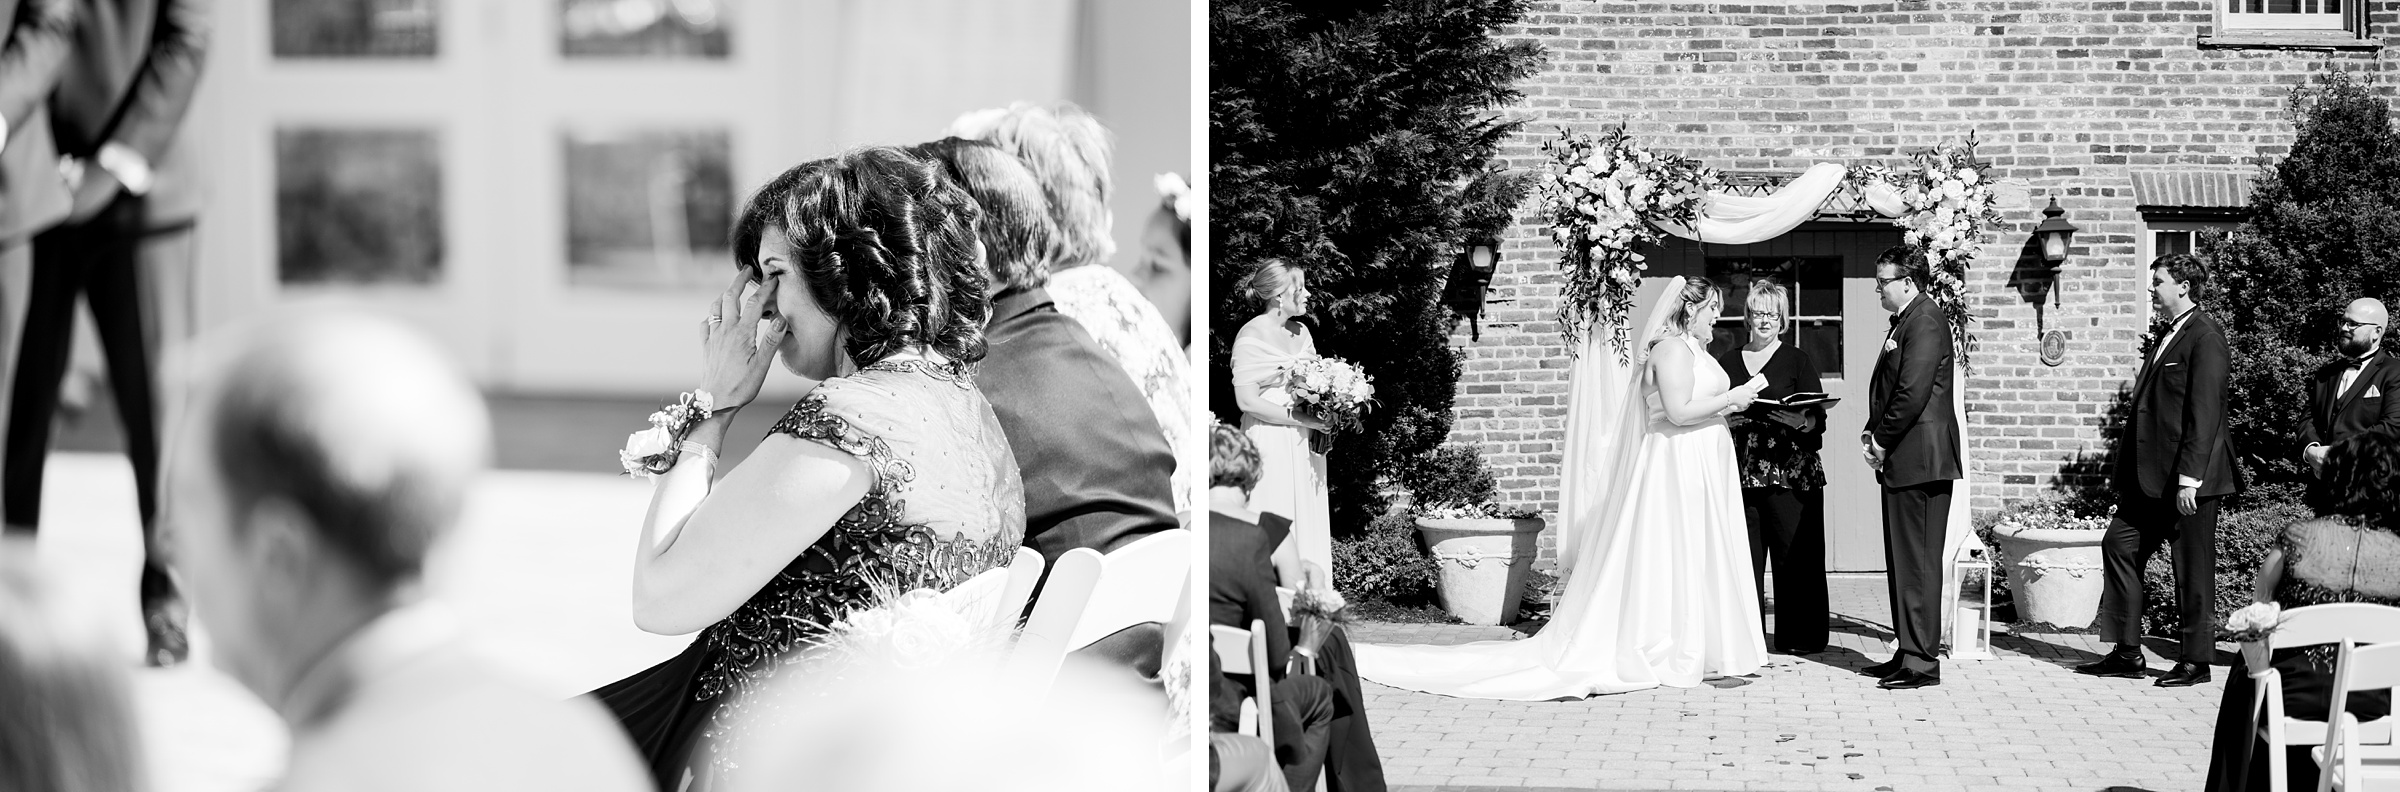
[1715, 278, 1831, 655]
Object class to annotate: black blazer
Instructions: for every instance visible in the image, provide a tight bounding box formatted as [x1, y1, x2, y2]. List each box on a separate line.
[0, 0, 74, 242]
[2116, 309, 2242, 499]
[1716, 341, 1827, 452]
[1866, 296, 1961, 489]
[48, 0, 207, 228]
[976, 287, 1177, 570]
[1207, 510, 1292, 679]
[2300, 348, 2400, 458]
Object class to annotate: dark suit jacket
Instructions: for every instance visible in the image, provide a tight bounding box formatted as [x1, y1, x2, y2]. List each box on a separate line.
[49, 0, 207, 229]
[1208, 510, 1291, 682]
[0, 0, 74, 242]
[2300, 348, 2400, 458]
[976, 287, 1176, 569]
[2116, 309, 2242, 499]
[1866, 295, 1961, 489]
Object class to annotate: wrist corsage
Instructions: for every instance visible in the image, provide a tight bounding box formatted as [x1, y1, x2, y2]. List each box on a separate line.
[619, 390, 716, 479]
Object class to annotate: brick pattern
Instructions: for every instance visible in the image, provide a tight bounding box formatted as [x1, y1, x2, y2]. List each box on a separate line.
[1449, 2, 2400, 565]
[1356, 575, 2227, 791]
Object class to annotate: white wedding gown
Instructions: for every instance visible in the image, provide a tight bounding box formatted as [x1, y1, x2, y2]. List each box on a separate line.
[1354, 333, 1767, 700]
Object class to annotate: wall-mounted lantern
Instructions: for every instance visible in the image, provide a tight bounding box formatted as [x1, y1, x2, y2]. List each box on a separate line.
[2034, 196, 2079, 265]
[1443, 235, 1501, 340]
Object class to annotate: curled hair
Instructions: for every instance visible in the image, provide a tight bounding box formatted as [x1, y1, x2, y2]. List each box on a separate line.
[2323, 434, 2400, 527]
[1875, 245, 1932, 289]
[2152, 253, 2213, 301]
[733, 147, 991, 367]
[1211, 422, 1262, 494]
[1658, 277, 1723, 339]
[1745, 277, 1789, 318]
[1239, 259, 1303, 312]
[946, 102, 1116, 270]
[910, 137, 1063, 294]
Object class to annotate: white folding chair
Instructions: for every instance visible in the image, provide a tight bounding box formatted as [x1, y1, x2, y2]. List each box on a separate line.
[1005, 529, 1193, 693]
[995, 546, 1046, 626]
[2315, 640, 2400, 790]
[1211, 619, 1275, 748]
[2252, 603, 2400, 791]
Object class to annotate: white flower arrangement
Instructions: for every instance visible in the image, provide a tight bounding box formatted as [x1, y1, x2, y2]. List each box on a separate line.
[1154, 172, 1193, 223]
[1284, 355, 1376, 435]
[2226, 601, 2283, 644]
[1537, 124, 1720, 360]
[1419, 500, 1538, 521]
[1851, 134, 2002, 365]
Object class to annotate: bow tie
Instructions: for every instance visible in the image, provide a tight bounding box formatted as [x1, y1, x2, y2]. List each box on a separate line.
[2351, 352, 2379, 369]
[1889, 315, 1902, 329]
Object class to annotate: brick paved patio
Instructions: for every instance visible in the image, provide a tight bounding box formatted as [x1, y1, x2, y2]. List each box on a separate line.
[1352, 575, 2229, 792]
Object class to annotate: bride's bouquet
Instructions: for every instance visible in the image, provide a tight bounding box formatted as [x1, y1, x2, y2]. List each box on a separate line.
[1285, 356, 1375, 453]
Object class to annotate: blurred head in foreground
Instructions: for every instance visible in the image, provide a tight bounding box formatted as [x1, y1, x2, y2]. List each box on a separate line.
[946, 101, 1117, 273]
[720, 602, 1173, 792]
[0, 556, 146, 792]
[165, 307, 490, 711]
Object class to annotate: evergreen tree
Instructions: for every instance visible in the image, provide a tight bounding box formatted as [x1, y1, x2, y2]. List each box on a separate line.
[1210, 0, 1543, 534]
[2204, 69, 2400, 504]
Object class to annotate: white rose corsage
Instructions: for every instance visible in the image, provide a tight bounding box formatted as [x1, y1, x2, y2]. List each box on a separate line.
[619, 390, 716, 479]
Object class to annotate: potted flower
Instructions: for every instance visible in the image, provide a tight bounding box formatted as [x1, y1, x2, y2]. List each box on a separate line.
[1414, 500, 1545, 626]
[1984, 493, 2111, 629]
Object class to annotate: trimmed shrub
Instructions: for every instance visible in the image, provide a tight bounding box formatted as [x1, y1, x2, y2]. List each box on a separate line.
[1332, 510, 1440, 608]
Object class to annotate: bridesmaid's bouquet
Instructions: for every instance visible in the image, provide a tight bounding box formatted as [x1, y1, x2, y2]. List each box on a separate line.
[1285, 356, 1376, 453]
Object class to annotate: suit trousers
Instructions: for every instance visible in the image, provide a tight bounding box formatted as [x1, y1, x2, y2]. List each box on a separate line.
[4, 194, 169, 599]
[2098, 491, 2220, 663]
[1747, 486, 1830, 653]
[1271, 673, 1335, 792]
[1882, 480, 1951, 673]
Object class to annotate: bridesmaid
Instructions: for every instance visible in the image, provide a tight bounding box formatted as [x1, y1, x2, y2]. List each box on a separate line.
[1715, 278, 1831, 655]
[1231, 259, 1334, 584]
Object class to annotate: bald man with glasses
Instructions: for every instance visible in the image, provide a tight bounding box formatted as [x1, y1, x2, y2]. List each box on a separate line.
[2300, 298, 2400, 500]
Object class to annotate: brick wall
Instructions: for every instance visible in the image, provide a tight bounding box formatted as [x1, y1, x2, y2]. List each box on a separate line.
[1449, 1, 2400, 563]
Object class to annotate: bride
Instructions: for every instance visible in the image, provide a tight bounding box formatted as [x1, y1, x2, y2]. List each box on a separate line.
[1355, 276, 1770, 700]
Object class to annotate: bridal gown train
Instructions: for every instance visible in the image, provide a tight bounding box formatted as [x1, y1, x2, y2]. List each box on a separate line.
[1354, 335, 1767, 700]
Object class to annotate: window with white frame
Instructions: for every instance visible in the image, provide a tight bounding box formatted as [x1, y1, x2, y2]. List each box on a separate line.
[2222, 0, 2353, 32]
[2140, 217, 2242, 322]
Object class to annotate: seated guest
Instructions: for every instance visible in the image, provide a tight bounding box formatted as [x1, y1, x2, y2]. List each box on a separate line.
[911, 132, 1176, 573]
[1211, 422, 1336, 791]
[2205, 434, 2400, 792]
[166, 310, 647, 792]
[948, 102, 1193, 515]
[0, 554, 143, 792]
[1213, 647, 1292, 792]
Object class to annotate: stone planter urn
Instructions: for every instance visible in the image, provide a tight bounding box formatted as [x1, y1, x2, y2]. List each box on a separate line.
[1988, 519, 2109, 629]
[1415, 516, 1546, 626]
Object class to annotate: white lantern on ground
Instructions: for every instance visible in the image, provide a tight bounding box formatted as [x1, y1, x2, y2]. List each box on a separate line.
[1948, 547, 1995, 660]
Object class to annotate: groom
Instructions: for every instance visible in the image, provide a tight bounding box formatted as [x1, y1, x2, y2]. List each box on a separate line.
[1860, 247, 1960, 691]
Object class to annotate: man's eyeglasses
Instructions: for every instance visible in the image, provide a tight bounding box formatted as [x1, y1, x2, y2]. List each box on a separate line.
[2340, 319, 2384, 332]
[1874, 276, 1904, 289]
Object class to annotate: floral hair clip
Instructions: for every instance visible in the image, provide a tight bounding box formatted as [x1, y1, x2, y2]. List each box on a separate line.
[1154, 172, 1192, 222]
[619, 390, 717, 479]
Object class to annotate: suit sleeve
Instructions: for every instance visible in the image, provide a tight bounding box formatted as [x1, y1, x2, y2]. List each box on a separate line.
[2176, 326, 2232, 487]
[98, 0, 208, 162]
[1871, 310, 1951, 450]
[2298, 370, 2327, 452]
[1245, 558, 1293, 681]
[0, 0, 75, 137]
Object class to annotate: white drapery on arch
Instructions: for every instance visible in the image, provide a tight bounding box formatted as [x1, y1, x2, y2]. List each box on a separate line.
[1557, 161, 1979, 658]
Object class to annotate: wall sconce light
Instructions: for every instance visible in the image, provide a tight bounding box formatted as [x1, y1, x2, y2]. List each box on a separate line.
[1443, 236, 1501, 340]
[2034, 196, 2079, 265]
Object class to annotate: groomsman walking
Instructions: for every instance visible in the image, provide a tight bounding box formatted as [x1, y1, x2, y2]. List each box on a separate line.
[2300, 297, 2400, 505]
[2082, 253, 2241, 688]
[1859, 247, 1960, 691]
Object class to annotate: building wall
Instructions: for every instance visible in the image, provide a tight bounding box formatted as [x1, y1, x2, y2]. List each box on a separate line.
[1450, 1, 2400, 563]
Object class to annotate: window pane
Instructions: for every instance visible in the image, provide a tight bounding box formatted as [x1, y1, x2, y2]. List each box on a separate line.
[1797, 321, 1843, 379]
[564, 128, 734, 288]
[272, 0, 437, 58]
[276, 128, 444, 285]
[561, 0, 731, 59]
[2156, 230, 2194, 258]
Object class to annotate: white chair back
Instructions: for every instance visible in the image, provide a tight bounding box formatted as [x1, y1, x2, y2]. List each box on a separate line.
[1210, 620, 1274, 748]
[1005, 529, 1193, 694]
[2255, 604, 2400, 792]
[2276, 604, 2400, 651]
[996, 547, 1046, 626]
[2317, 641, 2400, 791]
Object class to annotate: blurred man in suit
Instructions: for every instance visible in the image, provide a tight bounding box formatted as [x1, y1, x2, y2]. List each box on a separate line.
[1859, 246, 1961, 691]
[168, 310, 649, 792]
[4, 0, 205, 666]
[0, 0, 74, 520]
[2300, 298, 2400, 506]
[2083, 253, 2241, 688]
